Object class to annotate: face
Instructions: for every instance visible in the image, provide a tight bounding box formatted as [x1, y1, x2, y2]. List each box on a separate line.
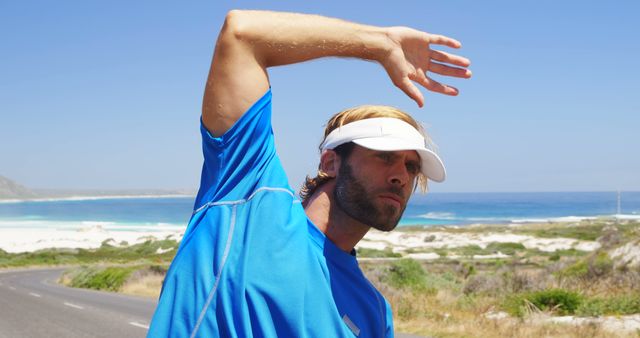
[333, 146, 420, 232]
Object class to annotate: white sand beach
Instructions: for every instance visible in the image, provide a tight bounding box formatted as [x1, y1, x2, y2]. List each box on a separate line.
[0, 222, 603, 257]
[357, 228, 601, 258]
[0, 225, 184, 253]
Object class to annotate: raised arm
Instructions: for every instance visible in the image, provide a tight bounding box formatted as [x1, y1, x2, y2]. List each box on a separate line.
[202, 10, 471, 136]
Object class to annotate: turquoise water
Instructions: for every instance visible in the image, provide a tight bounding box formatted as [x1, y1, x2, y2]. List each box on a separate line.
[400, 191, 640, 226]
[0, 192, 639, 231]
[0, 197, 192, 231]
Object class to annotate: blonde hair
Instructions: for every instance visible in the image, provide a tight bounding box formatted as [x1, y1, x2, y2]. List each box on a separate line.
[300, 105, 435, 203]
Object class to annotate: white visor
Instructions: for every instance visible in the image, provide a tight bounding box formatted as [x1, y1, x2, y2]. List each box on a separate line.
[320, 117, 446, 182]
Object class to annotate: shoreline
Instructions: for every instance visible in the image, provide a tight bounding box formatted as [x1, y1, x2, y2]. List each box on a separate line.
[0, 194, 195, 204]
[0, 225, 184, 253]
[1, 218, 630, 255]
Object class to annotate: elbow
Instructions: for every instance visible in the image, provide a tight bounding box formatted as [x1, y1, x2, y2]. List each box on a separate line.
[219, 10, 269, 66]
[222, 10, 252, 42]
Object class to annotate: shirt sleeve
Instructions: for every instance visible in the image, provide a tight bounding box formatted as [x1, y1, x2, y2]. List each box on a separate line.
[193, 89, 277, 210]
[385, 299, 395, 338]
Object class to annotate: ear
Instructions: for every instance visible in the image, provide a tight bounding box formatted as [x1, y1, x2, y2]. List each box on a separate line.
[319, 150, 340, 178]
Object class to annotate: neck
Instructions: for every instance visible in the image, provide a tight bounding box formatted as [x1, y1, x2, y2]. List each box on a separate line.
[303, 180, 370, 252]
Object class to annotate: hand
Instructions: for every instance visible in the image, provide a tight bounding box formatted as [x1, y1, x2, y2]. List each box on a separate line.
[382, 26, 472, 107]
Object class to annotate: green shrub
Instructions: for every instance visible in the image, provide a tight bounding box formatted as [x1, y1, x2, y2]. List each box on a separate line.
[69, 266, 135, 292]
[554, 248, 586, 257]
[424, 270, 460, 292]
[526, 225, 604, 241]
[559, 260, 589, 278]
[385, 259, 428, 291]
[456, 245, 488, 257]
[589, 251, 613, 277]
[459, 262, 476, 279]
[503, 289, 583, 317]
[149, 264, 168, 275]
[100, 238, 115, 248]
[433, 248, 448, 257]
[0, 239, 179, 268]
[558, 251, 613, 280]
[486, 242, 525, 255]
[577, 294, 640, 316]
[529, 289, 582, 315]
[463, 274, 504, 295]
[357, 248, 402, 258]
[6, 249, 80, 267]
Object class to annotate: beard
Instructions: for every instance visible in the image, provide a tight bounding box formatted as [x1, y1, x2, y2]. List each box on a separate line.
[333, 161, 407, 232]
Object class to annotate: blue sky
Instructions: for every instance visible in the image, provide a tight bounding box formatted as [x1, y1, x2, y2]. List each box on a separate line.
[1, 1, 639, 193]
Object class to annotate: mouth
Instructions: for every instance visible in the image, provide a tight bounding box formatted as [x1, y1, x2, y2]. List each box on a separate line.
[378, 194, 403, 208]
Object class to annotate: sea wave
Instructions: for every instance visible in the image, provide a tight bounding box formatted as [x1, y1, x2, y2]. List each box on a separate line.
[0, 219, 185, 232]
[0, 194, 194, 204]
[467, 217, 510, 222]
[509, 214, 640, 223]
[408, 213, 640, 226]
[417, 212, 457, 220]
[614, 214, 640, 220]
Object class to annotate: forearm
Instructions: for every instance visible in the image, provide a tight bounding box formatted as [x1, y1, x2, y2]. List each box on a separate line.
[226, 10, 392, 68]
[203, 10, 470, 135]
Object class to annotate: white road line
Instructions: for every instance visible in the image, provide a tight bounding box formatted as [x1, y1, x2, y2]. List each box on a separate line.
[64, 302, 84, 309]
[29, 292, 41, 298]
[9, 286, 16, 290]
[129, 322, 150, 329]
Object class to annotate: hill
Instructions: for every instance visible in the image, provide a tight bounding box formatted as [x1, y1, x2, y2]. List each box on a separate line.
[0, 175, 194, 200]
[0, 175, 38, 199]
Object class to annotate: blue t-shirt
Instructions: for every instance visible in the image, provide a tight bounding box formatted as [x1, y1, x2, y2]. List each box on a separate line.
[147, 90, 393, 338]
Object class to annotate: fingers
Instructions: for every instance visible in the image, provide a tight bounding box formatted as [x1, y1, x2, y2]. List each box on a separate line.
[412, 72, 459, 96]
[397, 77, 425, 108]
[395, 72, 459, 108]
[427, 34, 462, 49]
[426, 77, 459, 96]
[429, 62, 472, 79]
[431, 50, 471, 68]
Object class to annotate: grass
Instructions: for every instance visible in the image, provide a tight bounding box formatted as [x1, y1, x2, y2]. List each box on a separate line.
[60, 264, 167, 294]
[360, 224, 640, 337]
[443, 242, 528, 258]
[66, 266, 136, 292]
[0, 239, 178, 268]
[503, 289, 583, 317]
[384, 259, 430, 291]
[507, 221, 640, 242]
[120, 271, 165, 298]
[357, 247, 402, 258]
[516, 224, 606, 241]
[10, 220, 640, 337]
[577, 293, 640, 316]
[502, 289, 640, 318]
[556, 251, 614, 279]
[486, 242, 526, 255]
[54, 244, 640, 337]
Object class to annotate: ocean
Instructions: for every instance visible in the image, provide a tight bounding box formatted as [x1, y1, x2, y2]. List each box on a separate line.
[0, 192, 639, 231]
[400, 191, 640, 226]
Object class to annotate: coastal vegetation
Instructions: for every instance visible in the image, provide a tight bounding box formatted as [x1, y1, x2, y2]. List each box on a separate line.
[59, 264, 167, 297]
[2, 220, 639, 336]
[0, 238, 178, 268]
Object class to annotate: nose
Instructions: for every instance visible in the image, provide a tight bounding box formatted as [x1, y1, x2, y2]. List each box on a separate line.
[387, 161, 410, 187]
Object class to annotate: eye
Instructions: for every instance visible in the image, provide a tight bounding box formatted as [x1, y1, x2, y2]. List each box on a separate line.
[377, 153, 393, 162]
[406, 161, 420, 175]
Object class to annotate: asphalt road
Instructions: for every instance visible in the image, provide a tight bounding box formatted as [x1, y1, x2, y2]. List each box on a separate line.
[0, 268, 425, 338]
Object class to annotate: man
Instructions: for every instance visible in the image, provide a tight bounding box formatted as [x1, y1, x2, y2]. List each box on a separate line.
[148, 10, 471, 338]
